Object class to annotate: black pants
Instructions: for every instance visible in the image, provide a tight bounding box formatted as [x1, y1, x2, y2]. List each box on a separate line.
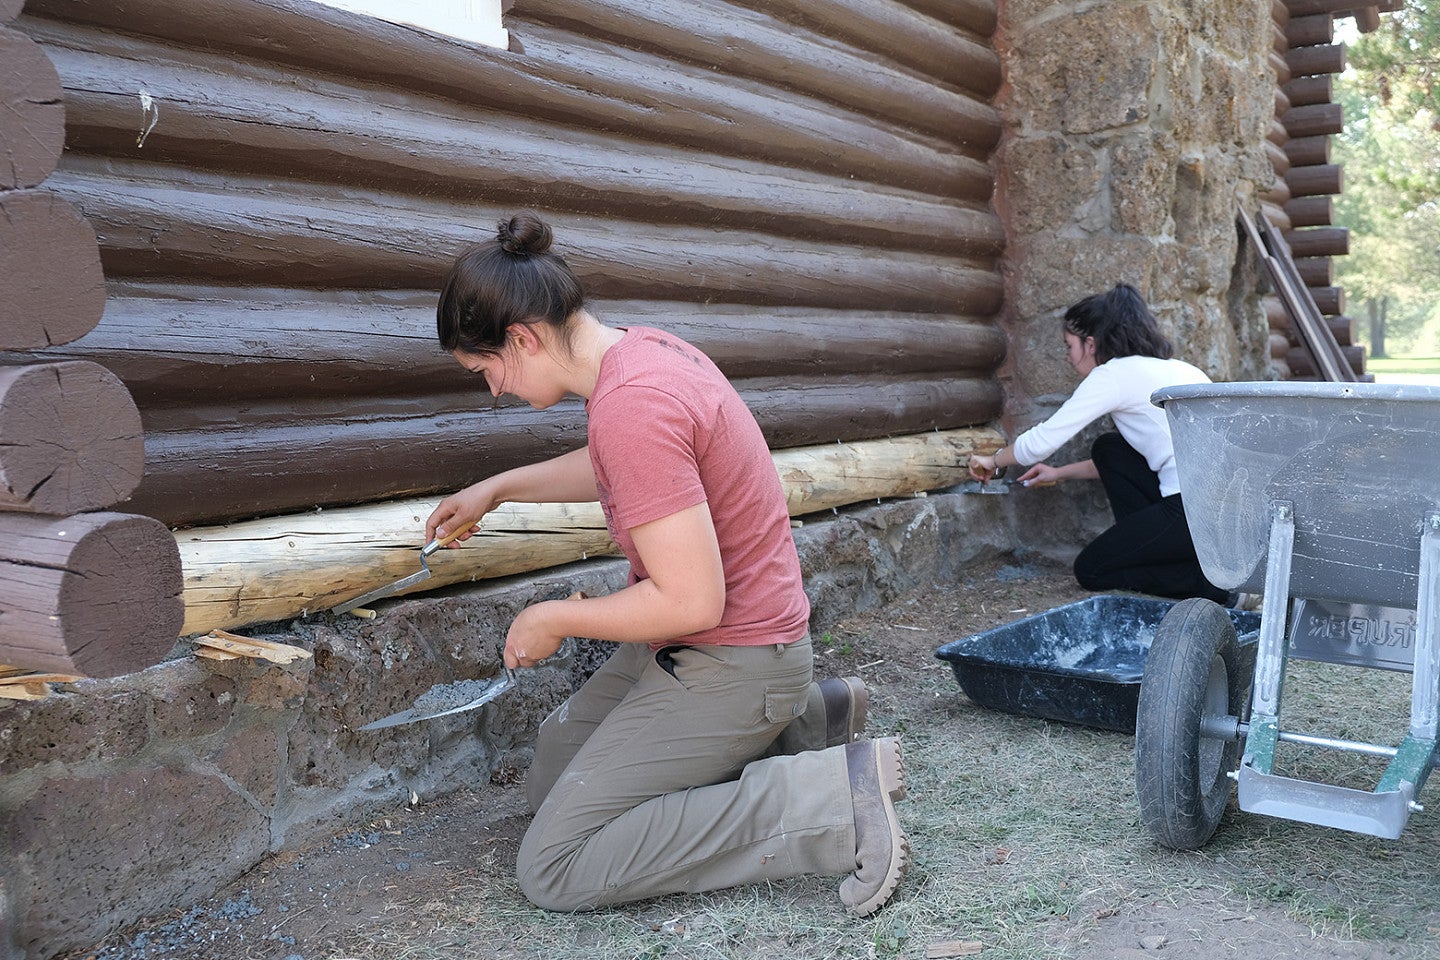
[1072, 432, 1228, 604]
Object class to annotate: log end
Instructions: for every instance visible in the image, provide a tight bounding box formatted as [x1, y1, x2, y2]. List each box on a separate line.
[0, 512, 184, 677]
[0, 191, 107, 350]
[0, 361, 144, 514]
[0, 30, 65, 189]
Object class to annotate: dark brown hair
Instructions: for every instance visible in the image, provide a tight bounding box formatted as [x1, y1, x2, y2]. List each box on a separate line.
[436, 212, 585, 355]
[1062, 283, 1173, 365]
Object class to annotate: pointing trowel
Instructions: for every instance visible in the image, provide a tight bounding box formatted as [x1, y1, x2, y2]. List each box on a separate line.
[330, 529, 465, 615]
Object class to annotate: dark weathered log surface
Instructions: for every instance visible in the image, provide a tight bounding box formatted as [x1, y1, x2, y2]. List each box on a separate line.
[1285, 13, 1335, 47]
[127, 375, 1002, 526]
[1269, 50, 1292, 87]
[1285, 194, 1332, 227]
[1286, 344, 1364, 379]
[0, 361, 143, 514]
[1352, 6, 1382, 32]
[1285, 43, 1346, 78]
[1282, 74, 1332, 108]
[894, 0, 995, 37]
[1312, 286, 1344, 316]
[1283, 102, 1343, 138]
[1286, 163, 1342, 198]
[725, 0, 1001, 94]
[0, 28, 64, 189]
[0, 189, 107, 350]
[32, 18, 995, 215]
[8, 288, 1006, 405]
[1329, 315, 1355, 346]
[1285, 134, 1331, 166]
[1267, 140, 1291, 176]
[1294, 255, 1332, 286]
[22, 0, 983, 195]
[0, 511, 183, 676]
[48, 161, 1003, 314]
[1287, 226, 1348, 258]
[509, 0, 1000, 146]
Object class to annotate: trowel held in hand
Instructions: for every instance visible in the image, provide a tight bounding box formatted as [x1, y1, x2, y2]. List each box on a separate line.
[330, 529, 466, 615]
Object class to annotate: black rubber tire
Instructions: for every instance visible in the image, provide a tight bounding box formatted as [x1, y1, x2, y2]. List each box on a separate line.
[1135, 597, 1250, 850]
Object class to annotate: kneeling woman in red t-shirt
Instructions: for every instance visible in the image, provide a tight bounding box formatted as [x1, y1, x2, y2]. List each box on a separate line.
[424, 212, 908, 916]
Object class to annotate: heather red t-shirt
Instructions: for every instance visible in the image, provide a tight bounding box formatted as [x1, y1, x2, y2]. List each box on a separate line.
[586, 326, 810, 648]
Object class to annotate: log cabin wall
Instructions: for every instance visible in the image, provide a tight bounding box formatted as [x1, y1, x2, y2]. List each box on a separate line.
[1265, 0, 1402, 381]
[6, 0, 1008, 529]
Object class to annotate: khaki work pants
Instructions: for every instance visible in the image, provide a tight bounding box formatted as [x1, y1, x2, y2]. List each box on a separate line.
[517, 635, 857, 910]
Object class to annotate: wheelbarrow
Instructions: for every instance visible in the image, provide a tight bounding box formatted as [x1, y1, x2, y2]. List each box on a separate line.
[1137, 380, 1440, 849]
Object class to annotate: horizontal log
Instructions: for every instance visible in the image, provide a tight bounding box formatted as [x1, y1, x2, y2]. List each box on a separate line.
[724, 0, 1001, 96]
[1353, 7, 1382, 33]
[892, 0, 996, 37]
[1270, 331, 1293, 359]
[48, 160, 1004, 314]
[33, 23, 998, 248]
[1269, 49, 1292, 87]
[1286, 0, 1358, 16]
[1272, 0, 1290, 26]
[1312, 286, 1344, 315]
[1266, 296, 1290, 331]
[1284, 194, 1332, 227]
[0, 28, 64, 189]
[1267, 140, 1291, 177]
[1286, 163, 1342, 197]
[0, 361, 143, 514]
[1283, 102, 1342, 138]
[1285, 344, 1365, 378]
[0, 190, 107, 350]
[1283, 73, 1333, 107]
[1273, 21, 1289, 56]
[1285, 43, 1346, 77]
[1260, 198, 1292, 233]
[1287, 226, 1348, 258]
[8, 288, 1007, 404]
[22, 2, 981, 197]
[1329, 315, 1355, 346]
[176, 428, 1002, 633]
[0, 511, 183, 676]
[1268, 116, 1289, 148]
[127, 375, 1003, 526]
[1285, 134, 1331, 166]
[1293, 255, 1332, 286]
[510, 0, 1002, 146]
[1275, 87, 1292, 120]
[1285, 13, 1335, 47]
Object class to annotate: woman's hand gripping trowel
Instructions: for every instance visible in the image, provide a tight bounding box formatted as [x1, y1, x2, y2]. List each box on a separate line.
[330, 529, 466, 616]
[355, 591, 587, 732]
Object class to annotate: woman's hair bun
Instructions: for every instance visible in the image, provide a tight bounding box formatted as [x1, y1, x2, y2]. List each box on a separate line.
[497, 211, 553, 257]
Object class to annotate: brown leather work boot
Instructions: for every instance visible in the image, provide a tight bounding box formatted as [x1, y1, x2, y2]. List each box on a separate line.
[839, 737, 910, 916]
[819, 676, 868, 747]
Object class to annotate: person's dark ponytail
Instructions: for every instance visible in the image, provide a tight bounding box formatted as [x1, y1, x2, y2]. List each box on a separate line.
[436, 211, 585, 355]
[1062, 283, 1172, 364]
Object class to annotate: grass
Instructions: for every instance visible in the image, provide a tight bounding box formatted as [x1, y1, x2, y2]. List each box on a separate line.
[1364, 355, 1440, 385]
[325, 595, 1440, 960]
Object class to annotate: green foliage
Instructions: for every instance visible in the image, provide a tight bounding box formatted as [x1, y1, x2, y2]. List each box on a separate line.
[1334, 6, 1440, 354]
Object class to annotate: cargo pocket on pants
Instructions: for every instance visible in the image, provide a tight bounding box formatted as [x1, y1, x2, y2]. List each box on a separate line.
[763, 681, 811, 725]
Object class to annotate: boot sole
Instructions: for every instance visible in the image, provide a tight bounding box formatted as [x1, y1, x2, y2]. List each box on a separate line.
[847, 737, 910, 917]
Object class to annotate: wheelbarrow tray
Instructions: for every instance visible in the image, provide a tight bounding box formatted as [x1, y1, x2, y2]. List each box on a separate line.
[936, 596, 1259, 733]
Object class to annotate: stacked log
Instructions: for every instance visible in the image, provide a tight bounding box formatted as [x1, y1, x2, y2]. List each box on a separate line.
[1266, 2, 1381, 380]
[12, 1, 1007, 528]
[0, 13, 183, 677]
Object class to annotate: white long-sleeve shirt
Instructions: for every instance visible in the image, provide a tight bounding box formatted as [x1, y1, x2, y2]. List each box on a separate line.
[1010, 355, 1211, 497]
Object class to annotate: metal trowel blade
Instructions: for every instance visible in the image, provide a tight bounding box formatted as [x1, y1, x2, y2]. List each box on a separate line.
[358, 670, 516, 731]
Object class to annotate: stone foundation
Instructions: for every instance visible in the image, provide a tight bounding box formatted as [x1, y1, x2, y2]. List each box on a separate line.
[0, 488, 1080, 960]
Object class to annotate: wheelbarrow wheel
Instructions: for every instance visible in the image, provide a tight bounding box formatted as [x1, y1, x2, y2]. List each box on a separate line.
[1135, 597, 1247, 850]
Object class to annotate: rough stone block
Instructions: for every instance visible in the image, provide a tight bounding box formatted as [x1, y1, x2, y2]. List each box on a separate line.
[1009, 234, 1158, 321]
[0, 690, 148, 775]
[1110, 133, 1179, 235]
[999, 136, 1105, 234]
[7, 767, 268, 958]
[210, 724, 281, 808]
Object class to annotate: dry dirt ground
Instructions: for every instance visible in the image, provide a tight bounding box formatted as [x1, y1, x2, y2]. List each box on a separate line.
[66, 559, 1437, 960]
